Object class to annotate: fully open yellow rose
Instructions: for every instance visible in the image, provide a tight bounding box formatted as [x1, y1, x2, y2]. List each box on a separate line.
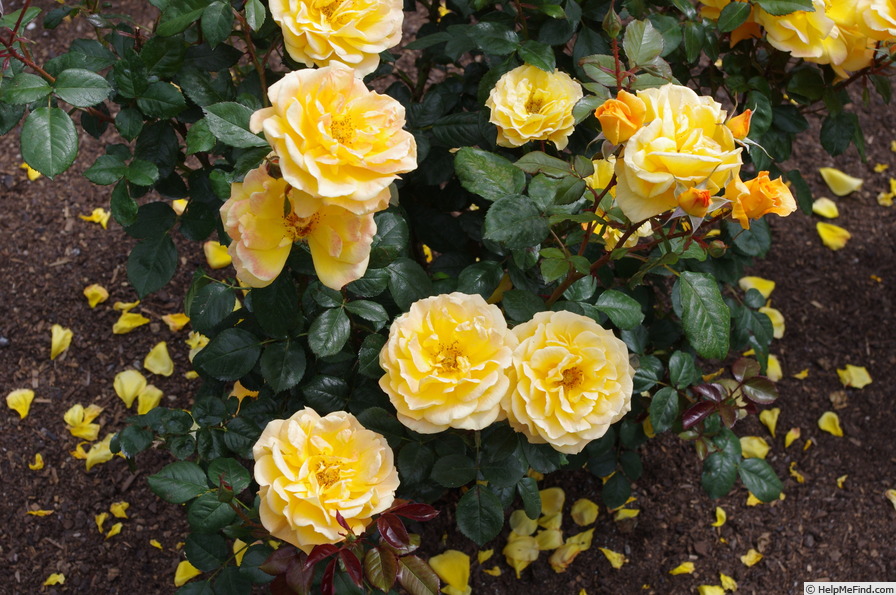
[269, 0, 403, 76]
[485, 64, 583, 150]
[379, 292, 517, 433]
[755, 0, 835, 59]
[250, 64, 417, 216]
[503, 310, 634, 454]
[253, 408, 399, 553]
[613, 84, 742, 223]
[220, 164, 377, 290]
[727, 171, 796, 229]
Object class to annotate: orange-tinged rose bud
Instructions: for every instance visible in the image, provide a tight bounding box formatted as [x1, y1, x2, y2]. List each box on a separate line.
[677, 187, 713, 218]
[726, 109, 752, 140]
[728, 172, 796, 229]
[594, 90, 646, 145]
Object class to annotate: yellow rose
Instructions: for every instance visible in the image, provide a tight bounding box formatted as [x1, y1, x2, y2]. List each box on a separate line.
[726, 171, 797, 229]
[220, 164, 377, 289]
[250, 64, 417, 216]
[755, 0, 836, 59]
[614, 84, 742, 222]
[815, 0, 877, 77]
[726, 109, 752, 140]
[593, 90, 646, 145]
[269, 0, 403, 76]
[253, 408, 399, 553]
[503, 311, 634, 454]
[485, 64, 583, 150]
[863, 0, 896, 39]
[379, 292, 517, 433]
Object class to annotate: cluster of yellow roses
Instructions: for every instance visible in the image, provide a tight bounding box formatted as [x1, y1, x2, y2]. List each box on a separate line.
[378, 292, 635, 455]
[593, 84, 796, 228]
[220, 0, 415, 290]
[702, 0, 896, 77]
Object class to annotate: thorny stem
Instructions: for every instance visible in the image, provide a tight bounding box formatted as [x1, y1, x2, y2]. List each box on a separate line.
[233, 9, 269, 106]
[611, 36, 625, 89]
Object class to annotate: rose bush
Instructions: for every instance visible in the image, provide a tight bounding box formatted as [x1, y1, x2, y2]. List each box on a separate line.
[2, 0, 894, 590]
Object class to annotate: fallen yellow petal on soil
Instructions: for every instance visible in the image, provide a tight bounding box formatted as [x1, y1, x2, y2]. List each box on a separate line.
[874, 163, 889, 173]
[95, 512, 109, 533]
[64, 403, 103, 441]
[503, 532, 539, 578]
[711, 506, 726, 528]
[477, 549, 493, 564]
[203, 240, 232, 269]
[540, 487, 565, 516]
[6, 388, 35, 419]
[113, 300, 140, 312]
[162, 312, 191, 332]
[836, 364, 873, 389]
[114, 369, 147, 408]
[793, 369, 809, 379]
[50, 324, 73, 360]
[137, 385, 164, 415]
[113, 311, 150, 334]
[740, 436, 770, 459]
[550, 529, 594, 573]
[759, 407, 780, 437]
[509, 510, 538, 536]
[86, 434, 115, 471]
[697, 586, 726, 595]
[886, 489, 896, 511]
[836, 475, 848, 489]
[536, 528, 564, 551]
[789, 461, 806, 483]
[811, 197, 839, 218]
[27, 509, 54, 516]
[598, 546, 626, 569]
[818, 411, 844, 437]
[819, 167, 863, 196]
[571, 498, 599, 526]
[720, 573, 738, 591]
[816, 222, 852, 250]
[784, 427, 801, 448]
[144, 341, 175, 376]
[759, 306, 785, 339]
[668, 561, 695, 575]
[738, 276, 775, 299]
[613, 508, 639, 522]
[21, 162, 42, 181]
[43, 573, 65, 586]
[110, 501, 129, 519]
[79, 207, 111, 229]
[740, 548, 763, 567]
[83, 283, 109, 308]
[28, 453, 44, 470]
[174, 561, 202, 587]
[429, 549, 471, 595]
[483, 566, 501, 576]
[150, 539, 164, 550]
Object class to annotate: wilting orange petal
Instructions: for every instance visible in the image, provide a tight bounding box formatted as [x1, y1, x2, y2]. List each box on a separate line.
[83, 284, 109, 308]
[759, 408, 780, 438]
[50, 324, 73, 360]
[818, 411, 844, 437]
[738, 276, 775, 299]
[144, 342, 174, 376]
[711, 506, 726, 528]
[740, 548, 763, 567]
[6, 388, 35, 419]
[28, 453, 44, 470]
[114, 369, 147, 408]
[110, 501, 129, 519]
[204, 240, 232, 269]
[429, 550, 471, 595]
[836, 364, 872, 389]
[669, 561, 695, 575]
[819, 167, 863, 196]
[571, 499, 599, 526]
[811, 197, 839, 219]
[162, 313, 190, 332]
[112, 311, 150, 334]
[740, 436, 770, 459]
[816, 222, 851, 250]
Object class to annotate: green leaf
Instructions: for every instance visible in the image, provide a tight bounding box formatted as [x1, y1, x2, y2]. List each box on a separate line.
[364, 547, 399, 592]
[738, 458, 783, 502]
[358, 333, 387, 379]
[632, 354, 663, 391]
[250, 274, 303, 338]
[176, 581, 214, 594]
[111, 181, 138, 227]
[0, 102, 25, 135]
[483, 195, 549, 250]
[602, 472, 631, 510]
[127, 234, 178, 298]
[188, 492, 237, 532]
[308, 308, 350, 358]
[682, 21, 704, 63]
[115, 108, 143, 141]
[185, 533, 228, 571]
[514, 151, 570, 176]
[518, 39, 556, 71]
[345, 300, 389, 328]
[84, 154, 127, 185]
[386, 258, 432, 311]
[147, 461, 208, 503]
[259, 340, 306, 393]
[201, 2, 233, 48]
[397, 555, 440, 595]
[20, 107, 78, 179]
[668, 350, 700, 388]
[207, 458, 251, 494]
[455, 147, 525, 201]
[754, 0, 814, 15]
[457, 261, 504, 300]
[820, 111, 858, 157]
[501, 289, 545, 322]
[187, 282, 235, 335]
[186, 119, 216, 154]
[717, 1, 751, 32]
[431, 454, 478, 488]
[595, 290, 644, 330]
[245, 0, 266, 31]
[203, 102, 268, 148]
[623, 20, 664, 66]
[0, 73, 52, 104]
[53, 68, 111, 107]
[302, 375, 349, 414]
[115, 425, 153, 457]
[137, 81, 187, 118]
[193, 328, 262, 381]
[456, 485, 504, 546]
[156, 0, 207, 36]
[517, 477, 542, 519]
[126, 159, 160, 186]
[648, 386, 679, 433]
[677, 272, 730, 359]
[0, 6, 42, 29]
[701, 448, 739, 499]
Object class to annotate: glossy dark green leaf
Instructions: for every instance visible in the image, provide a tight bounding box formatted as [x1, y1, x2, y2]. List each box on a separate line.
[648, 386, 679, 433]
[259, 339, 306, 393]
[308, 308, 350, 358]
[203, 102, 268, 148]
[483, 195, 549, 250]
[127, 234, 178, 298]
[623, 19, 664, 66]
[739, 458, 783, 502]
[207, 458, 251, 494]
[701, 449, 739, 499]
[21, 107, 78, 179]
[244, 0, 266, 30]
[668, 350, 700, 388]
[0, 72, 51, 104]
[137, 81, 187, 118]
[188, 492, 236, 532]
[115, 108, 143, 141]
[187, 119, 216, 154]
[201, 2, 233, 48]
[518, 39, 556, 72]
[193, 328, 261, 381]
[595, 290, 644, 330]
[602, 472, 631, 510]
[517, 476, 541, 519]
[84, 154, 127, 185]
[456, 485, 504, 546]
[185, 533, 228, 571]
[250, 274, 303, 337]
[115, 425, 153, 457]
[386, 258, 432, 311]
[454, 147, 525, 201]
[126, 159, 160, 186]
[147, 461, 208, 503]
[358, 333, 387, 379]
[677, 272, 730, 359]
[431, 454, 478, 488]
[188, 283, 236, 335]
[754, 0, 813, 15]
[53, 68, 111, 107]
[717, 1, 751, 32]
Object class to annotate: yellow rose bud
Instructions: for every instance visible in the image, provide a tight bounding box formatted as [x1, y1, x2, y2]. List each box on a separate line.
[594, 90, 647, 145]
[728, 172, 797, 229]
[485, 64, 583, 150]
[379, 293, 517, 433]
[253, 408, 399, 553]
[677, 187, 713, 218]
[726, 109, 752, 140]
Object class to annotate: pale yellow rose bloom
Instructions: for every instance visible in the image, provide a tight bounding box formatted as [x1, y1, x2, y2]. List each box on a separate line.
[250, 64, 417, 215]
[379, 293, 517, 433]
[269, 0, 403, 77]
[503, 310, 634, 454]
[613, 84, 742, 222]
[811, 0, 877, 77]
[253, 408, 399, 553]
[863, 0, 896, 39]
[755, 0, 836, 59]
[485, 64, 583, 150]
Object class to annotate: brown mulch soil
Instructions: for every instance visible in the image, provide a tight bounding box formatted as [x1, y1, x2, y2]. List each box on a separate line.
[1, 2, 895, 593]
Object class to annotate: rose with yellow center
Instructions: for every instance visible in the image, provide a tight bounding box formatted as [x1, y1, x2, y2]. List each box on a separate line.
[379, 292, 518, 434]
[220, 164, 377, 290]
[503, 310, 634, 454]
[613, 84, 742, 223]
[726, 171, 796, 229]
[485, 64, 583, 150]
[269, 0, 403, 76]
[250, 64, 417, 216]
[253, 408, 399, 553]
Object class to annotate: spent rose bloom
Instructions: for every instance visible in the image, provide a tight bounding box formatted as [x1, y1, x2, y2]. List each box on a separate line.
[253, 408, 399, 553]
[593, 90, 646, 145]
[379, 292, 517, 434]
[726, 171, 797, 229]
[613, 84, 742, 222]
[503, 310, 634, 454]
[220, 164, 376, 290]
[250, 63, 417, 215]
[269, 0, 403, 77]
[485, 64, 583, 150]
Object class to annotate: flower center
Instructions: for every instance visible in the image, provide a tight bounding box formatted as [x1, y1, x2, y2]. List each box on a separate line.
[559, 367, 584, 390]
[284, 211, 319, 241]
[525, 90, 545, 114]
[318, 0, 345, 20]
[316, 461, 341, 489]
[330, 115, 354, 146]
[435, 342, 467, 374]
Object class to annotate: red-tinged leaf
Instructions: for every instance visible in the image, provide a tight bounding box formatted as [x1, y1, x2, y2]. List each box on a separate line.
[692, 383, 725, 402]
[682, 401, 717, 430]
[305, 544, 340, 569]
[270, 575, 292, 595]
[335, 510, 352, 533]
[390, 502, 440, 522]
[364, 546, 399, 591]
[380, 532, 421, 555]
[321, 559, 336, 595]
[377, 513, 410, 548]
[285, 558, 313, 595]
[743, 401, 759, 416]
[742, 376, 778, 404]
[732, 357, 760, 382]
[340, 549, 364, 588]
[719, 404, 737, 428]
[260, 546, 301, 575]
[397, 555, 440, 595]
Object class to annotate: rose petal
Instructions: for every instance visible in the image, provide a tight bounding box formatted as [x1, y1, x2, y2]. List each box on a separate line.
[50, 324, 73, 360]
[6, 388, 35, 419]
[740, 548, 763, 567]
[720, 573, 738, 591]
[818, 411, 844, 437]
[816, 222, 852, 250]
[114, 370, 147, 408]
[784, 427, 801, 448]
[819, 167, 863, 196]
[174, 561, 202, 587]
[429, 550, 471, 595]
[43, 573, 65, 586]
[669, 561, 695, 575]
[161, 313, 190, 332]
[697, 586, 726, 595]
[28, 453, 44, 470]
[137, 385, 164, 415]
[570, 498, 599, 526]
[83, 284, 109, 308]
[759, 407, 780, 437]
[598, 547, 626, 569]
[789, 461, 805, 483]
[112, 311, 150, 334]
[711, 506, 726, 528]
[836, 364, 872, 388]
[811, 197, 839, 218]
[740, 436, 770, 459]
[738, 276, 775, 299]
[110, 501, 129, 519]
[144, 342, 174, 376]
[204, 240, 233, 269]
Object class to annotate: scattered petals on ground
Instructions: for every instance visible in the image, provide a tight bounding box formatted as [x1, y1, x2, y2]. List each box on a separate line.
[571, 498, 599, 526]
[27, 509, 54, 516]
[114, 369, 147, 408]
[174, 561, 202, 587]
[50, 324, 73, 360]
[110, 501, 129, 519]
[83, 283, 109, 308]
[886, 490, 896, 511]
[105, 522, 123, 539]
[21, 162, 42, 181]
[766, 354, 783, 381]
[758, 306, 785, 339]
[598, 546, 626, 569]
[161, 313, 190, 332]
[95, 512, 109, 533]
[785, 427, 801, 448]
[811, 197, 839, 218]
[740, 548, 764, 567]
[6, 388, 35, 419]
[740, 436, 771, 459]
[43, 573, 65, 586]
[550, 529, 595, 573]
[137, 385, 164, 415]
[86, 434, 115, 471]
[150, 539, 163, 550]
[503, 532, 540, 578]
[669, 561, 695, 575]
[818, 411, 844, 437]
[738, 276, 775, 299]
[79, 207, 111, 229]
[720, 573, 737, 591]
[144, 342, 174, 376]
[112, 311, 151, 334]
[203, 240, 232, 269]
[429, 550, 472, 595]
[818, 167, 863, 196]
[816, 222, 852, 250]
[836, 364, 872, 388]
[793, 369, 809, 379]
[836, 475, 848, 489]
[711, 506, 727, 527]
[540, 487, 566, 516]
[28, 453, 44, 470]
[509, 510, 538, 536]
[789, 461, 806, 483]
[697, 586, 726, 595]
[759, 407, 780, 437]
[64, 404, 103, 441]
